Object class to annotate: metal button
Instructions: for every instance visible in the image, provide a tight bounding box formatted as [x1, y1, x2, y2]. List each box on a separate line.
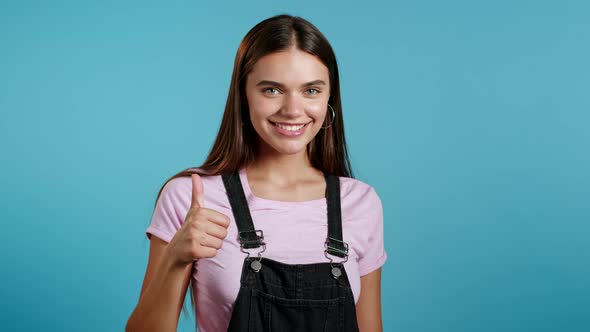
[331, 267, 342, 279]
[250, 260, 262, 272]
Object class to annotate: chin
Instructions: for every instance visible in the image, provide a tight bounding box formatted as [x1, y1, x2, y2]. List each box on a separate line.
[269, 141, 309, 155]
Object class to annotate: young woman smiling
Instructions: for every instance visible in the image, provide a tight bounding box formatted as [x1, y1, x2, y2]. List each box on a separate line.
[126, 14, 387, 332]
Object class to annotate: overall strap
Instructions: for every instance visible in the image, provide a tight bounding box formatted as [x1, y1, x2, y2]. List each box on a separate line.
[324, 173, 349, 259]
[222, 172, 263, 249]
[222, 170, 348, 258]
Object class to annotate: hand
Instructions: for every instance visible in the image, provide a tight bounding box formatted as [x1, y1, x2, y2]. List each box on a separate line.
[165, 173, 231, 267]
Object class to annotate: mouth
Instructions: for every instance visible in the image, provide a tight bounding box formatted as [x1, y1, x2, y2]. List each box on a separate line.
[269, 120, 311, 137]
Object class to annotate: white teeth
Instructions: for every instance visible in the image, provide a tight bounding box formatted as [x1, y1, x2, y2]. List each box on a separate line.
[274, 122, 305, 131]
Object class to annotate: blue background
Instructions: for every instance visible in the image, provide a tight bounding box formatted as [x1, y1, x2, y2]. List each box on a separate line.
[1, 0, 588, 331]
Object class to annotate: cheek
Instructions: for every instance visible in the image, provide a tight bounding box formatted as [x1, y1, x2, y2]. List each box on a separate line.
[305, 102, 327, 120]
[248, 98, 280, 120]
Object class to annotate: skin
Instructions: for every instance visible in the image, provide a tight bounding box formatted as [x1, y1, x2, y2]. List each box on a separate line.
[245, 46, 383, 331]
[127, 46, 383, 332]
[244, 46, 332, 201]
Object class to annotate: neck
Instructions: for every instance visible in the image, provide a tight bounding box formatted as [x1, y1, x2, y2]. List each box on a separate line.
[247, 144, 319, 184]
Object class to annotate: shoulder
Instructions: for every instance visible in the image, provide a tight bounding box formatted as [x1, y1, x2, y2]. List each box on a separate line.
[161, 168, 222, 191]
[339, 176, 381, 202]
[339, 176, 382, 219]
[159, 169, 229, 208]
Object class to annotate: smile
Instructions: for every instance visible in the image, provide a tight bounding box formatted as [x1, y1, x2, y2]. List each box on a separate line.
[269, 120, 311, 137]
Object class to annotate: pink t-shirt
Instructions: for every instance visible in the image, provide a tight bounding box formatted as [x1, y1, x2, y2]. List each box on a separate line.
[145, 166, 387, 332]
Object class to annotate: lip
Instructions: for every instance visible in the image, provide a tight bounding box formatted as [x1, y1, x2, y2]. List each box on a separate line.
[269, 120, 311, 137]
[269, 121, 310, 126]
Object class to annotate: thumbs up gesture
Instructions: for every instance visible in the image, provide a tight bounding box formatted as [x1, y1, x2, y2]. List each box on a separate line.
[165, 174, 231, 268]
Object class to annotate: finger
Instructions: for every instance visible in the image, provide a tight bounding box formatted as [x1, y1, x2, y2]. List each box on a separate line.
[205, 223, 229, 240]
[196, 247, 217, 259]
[191, 173, 205, 208]
[200, 208, 231, 228]
[201, 234, 224, 250]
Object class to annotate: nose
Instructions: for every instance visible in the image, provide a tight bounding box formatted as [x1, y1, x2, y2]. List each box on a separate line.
[280, 93, 305, 117]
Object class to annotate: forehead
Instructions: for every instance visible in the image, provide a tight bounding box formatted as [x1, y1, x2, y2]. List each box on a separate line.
[247, 48, 330, 85]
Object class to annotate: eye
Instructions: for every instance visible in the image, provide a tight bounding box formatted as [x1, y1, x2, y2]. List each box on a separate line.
[305, 88, 320, 95]
[262, 87, 280, 95]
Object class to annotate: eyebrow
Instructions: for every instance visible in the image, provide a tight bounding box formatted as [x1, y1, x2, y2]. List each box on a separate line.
[255, 80, 327, 88]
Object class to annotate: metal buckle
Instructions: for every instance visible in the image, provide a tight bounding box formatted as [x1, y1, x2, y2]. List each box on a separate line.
[324, 237, 349, 265]
[238, 229, 266, 259]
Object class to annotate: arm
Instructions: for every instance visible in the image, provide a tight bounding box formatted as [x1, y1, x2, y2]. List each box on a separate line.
[125, 235, 192, 332]
[356, 268, 383, 332]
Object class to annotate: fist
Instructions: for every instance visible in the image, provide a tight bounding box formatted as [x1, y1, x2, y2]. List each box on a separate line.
[165, 173, 231, 267]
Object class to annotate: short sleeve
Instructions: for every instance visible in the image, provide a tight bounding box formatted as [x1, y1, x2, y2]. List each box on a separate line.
[145, 177, 191, 243]
[357, 187, 388, 276]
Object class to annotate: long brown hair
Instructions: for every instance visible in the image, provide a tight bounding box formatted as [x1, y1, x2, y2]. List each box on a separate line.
[151, 14, 354, 318]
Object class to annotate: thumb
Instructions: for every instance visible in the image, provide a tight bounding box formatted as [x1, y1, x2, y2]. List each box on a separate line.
[191, 173, 205, 208]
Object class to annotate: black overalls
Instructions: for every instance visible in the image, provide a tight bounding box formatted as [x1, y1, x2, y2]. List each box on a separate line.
[221, 171, 360, 332]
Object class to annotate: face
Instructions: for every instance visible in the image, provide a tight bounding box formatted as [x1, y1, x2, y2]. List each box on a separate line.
[245, 47, 331, 157]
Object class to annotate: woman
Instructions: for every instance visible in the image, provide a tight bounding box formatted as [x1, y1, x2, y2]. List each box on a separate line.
[126, 14, 387, 332]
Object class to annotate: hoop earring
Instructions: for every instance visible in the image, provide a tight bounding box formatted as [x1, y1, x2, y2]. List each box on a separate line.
[321, 104, 336, 129]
